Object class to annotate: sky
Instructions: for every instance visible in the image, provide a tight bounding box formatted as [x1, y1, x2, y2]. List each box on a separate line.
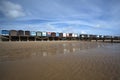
[0, 0, 120, 35]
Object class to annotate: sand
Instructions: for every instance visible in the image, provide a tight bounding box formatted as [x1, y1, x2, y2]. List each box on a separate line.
[0, 41, 120, 80]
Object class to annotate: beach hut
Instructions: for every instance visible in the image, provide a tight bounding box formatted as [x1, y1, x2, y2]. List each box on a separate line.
[69, 33, 72, 37]
[74, 33, 78, 37]
[10, 30, 17, 36]
[89, 35, 97, 40]
[29, 31, 36, 41]
[72, 33, 78, 38]
[104, 35, 112, 39]
[63, 33, 67, 37]
[47, 32, 51, 37]
[96, 35, 102, 40]
[80, 34, 88, 38]
[80, 34, 88, 40]
[56, 32, 59, 37]
[42, 32, 47, 37]
[51, 32, 56, 37]
[30, 31, 36, 36]
[99, 35, 102, 38]
[36, 31, 42, 36]
[72, 33, 75, 37]
[25, 31, 30, 36]
[18, 30, 24, 36]
[66, 33, 69, 37]
[1, 30, 9, 36]
[97, 35, 99, 38]
[59, 33, 63, 37]
[113, 36, 119, 40]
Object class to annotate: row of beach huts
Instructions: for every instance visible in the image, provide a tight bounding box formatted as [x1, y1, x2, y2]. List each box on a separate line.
[0, 30, 120, 43]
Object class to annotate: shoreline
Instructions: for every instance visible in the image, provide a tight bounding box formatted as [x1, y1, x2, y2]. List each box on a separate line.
[0, 39, 120, 43]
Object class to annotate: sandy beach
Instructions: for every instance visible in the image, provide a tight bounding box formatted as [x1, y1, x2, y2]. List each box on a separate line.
[0, 41, 120, 80]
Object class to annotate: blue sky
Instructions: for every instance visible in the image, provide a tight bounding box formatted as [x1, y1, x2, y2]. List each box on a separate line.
[0, 0, 120, 35]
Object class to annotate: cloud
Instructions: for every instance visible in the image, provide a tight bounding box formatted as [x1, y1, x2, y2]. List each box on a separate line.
[0, 0, 25, 18]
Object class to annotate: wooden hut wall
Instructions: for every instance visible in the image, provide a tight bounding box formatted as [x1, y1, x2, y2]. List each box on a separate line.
[104, 36, 111, 39]
[47, 32, 51, 37]
[25, 31, 30, 36]
[59, 33, 63, 37]
[66, 33, 69, 37]
[36, 32, 42, 36]
[42, 32, 47, 36]
[74, 34, 78, 37]
[18, 30, 24, 36]
[1, 30, 9, 36]
[69, 33, 72, 37]
[80, 34, 87, 38]
[30, 31, 36, 36]
[56, 32, 59, 37]
[10, 30, 17, 36]
[63, 33, 66, 37]
[72, 33, 75, 37]
[51, 32, 56, 37]
[113, 36, 119, 40]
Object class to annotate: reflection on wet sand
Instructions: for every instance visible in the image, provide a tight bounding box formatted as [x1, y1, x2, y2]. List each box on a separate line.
[0, 41, 108, 62]
[0, 41, 120, 80]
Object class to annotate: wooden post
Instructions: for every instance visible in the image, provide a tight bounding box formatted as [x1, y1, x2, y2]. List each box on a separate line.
[53, 37, 54, 41]
[41, 37, 43, 41]
[0, 35, 2, 41]
[27, 36, 29, 41]
[111, 36, 113, 43]
[103, 37, 105, 42]
[19, 36, 20, 41]
[47, 37, 50, 41]
[89, 37, 92, 42]
[9, 35, 11, 41]
[35, 36, 36, 41]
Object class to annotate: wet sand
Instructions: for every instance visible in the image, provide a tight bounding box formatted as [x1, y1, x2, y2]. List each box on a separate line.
[0, 41, 120, 80]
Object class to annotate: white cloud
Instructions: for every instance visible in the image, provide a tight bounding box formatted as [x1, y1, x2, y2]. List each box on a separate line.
[0, 1, 25, 18]
[93, 24, 101, 28]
